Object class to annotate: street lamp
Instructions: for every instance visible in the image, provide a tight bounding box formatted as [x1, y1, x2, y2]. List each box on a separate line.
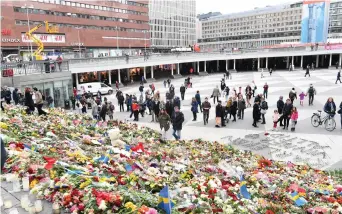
[21, 4, 34, 58]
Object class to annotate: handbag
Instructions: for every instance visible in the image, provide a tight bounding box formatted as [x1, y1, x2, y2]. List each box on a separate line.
[210, 94, 214, 98]
[260, 109, 267, 114]
[215, 117, 221, 125]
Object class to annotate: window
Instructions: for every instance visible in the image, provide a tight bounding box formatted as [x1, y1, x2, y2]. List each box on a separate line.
[99, 6, 102, 10]
[71, 2, 75, 6]
[95, 5, 98, 9]
[103, 6, 106, 10]
[49, 0, 55, 3]
[90, 5, 94, 9]
[76, 3, 80, 7]
[61, 0, 65, 5]
[86, 4, 90, 8]
[55, 0, 60, 4]
[81, 3, 85, 8]
[66, 1, 70, 6]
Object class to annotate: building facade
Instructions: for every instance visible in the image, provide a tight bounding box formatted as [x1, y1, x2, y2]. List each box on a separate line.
[0, 0, 150, 60]
[198, 1, 342, 51]
[149, 0, 196, 50]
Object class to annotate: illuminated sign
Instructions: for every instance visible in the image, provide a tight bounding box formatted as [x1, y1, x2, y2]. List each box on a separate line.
[21, 33, 66, 43]
[1, 29, 11, 36]
[1, 38, 20, 43]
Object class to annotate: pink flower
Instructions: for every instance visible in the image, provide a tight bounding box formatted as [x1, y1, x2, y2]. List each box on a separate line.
[146, 208, 158, 214]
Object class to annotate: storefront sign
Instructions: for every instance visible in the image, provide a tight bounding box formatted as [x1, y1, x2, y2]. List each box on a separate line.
[21, 33, 65, 43]
[1, 38, 20, 43]
[71, 42, 84, 46]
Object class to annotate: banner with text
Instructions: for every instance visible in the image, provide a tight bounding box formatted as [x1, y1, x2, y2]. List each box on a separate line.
[21, 33, 65, 43]
[300, 0, 330, 43]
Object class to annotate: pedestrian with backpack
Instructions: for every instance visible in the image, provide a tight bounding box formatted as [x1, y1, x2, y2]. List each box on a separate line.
[305, 65, 311, 77]
[306, 84, 316, 106]
[289, 88, 297, 104]
[260, 97, 268, 124]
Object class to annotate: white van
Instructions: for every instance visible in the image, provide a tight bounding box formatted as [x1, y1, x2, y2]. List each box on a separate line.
[77, 82, 113, 95]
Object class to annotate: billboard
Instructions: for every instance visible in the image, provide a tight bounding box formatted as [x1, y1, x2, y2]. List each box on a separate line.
[21, 33, 65, 43]
[300, 0, 330, 43]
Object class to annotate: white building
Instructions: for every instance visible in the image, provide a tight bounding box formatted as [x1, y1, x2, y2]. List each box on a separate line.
[196, 18, 202, 41]
[198, 1, 342, 51]
[149, 0, 196, 49]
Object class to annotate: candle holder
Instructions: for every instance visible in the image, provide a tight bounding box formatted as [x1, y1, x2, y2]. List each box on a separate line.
[22, 177, 30, 191]
[4, 199, 13, 209]
[8, 208, 19, 214]
[34, 200, 43, 213]
[52, 203, 61, 214]
[21, 195, 30, 210]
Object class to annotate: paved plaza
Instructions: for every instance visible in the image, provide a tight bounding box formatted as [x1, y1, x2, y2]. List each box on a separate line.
[104, 69, 342, 170]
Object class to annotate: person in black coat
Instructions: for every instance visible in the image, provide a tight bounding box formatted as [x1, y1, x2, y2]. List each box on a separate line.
[277, 96, 285, 126]
[4, 89, 11, 104]
[152, 99, 160, 122]
[13, 88, 19, 105]
[118, 93, 125, 112]
[24, 88, 35, 114]
[100, 102, 108, 121]
[252, 101, 260, 127]
[165, 100, 174, 118]
[215, 101, 225, 127]
[172, 106, 184, 140]
[180, 85, 186, 100]
[281, 99, 293, 130]
[230, 97, 238, 122]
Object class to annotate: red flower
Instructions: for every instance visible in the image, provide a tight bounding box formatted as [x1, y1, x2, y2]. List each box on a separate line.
[265, 210, 275, 214]
[78, 203, 85, 211]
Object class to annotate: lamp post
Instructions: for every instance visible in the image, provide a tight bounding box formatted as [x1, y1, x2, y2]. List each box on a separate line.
[21, 4, 34, 58]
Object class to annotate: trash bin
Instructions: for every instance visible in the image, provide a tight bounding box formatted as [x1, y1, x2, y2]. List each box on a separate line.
[64, 100, 70, 110]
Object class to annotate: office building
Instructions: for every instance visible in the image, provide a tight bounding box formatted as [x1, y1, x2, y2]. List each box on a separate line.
[149, 0, 196, 50]
[197, 12, 221, 21]
[0, 0, 149, 59]
[198, 1, 342, 51]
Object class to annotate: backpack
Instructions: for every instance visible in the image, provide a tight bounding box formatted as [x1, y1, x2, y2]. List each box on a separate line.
[110, 104, 115, 111]
[308, 87, 314, 95]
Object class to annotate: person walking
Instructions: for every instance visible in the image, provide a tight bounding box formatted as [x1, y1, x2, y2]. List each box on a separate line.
[180, 85, 186, 100]
[172, 106, 184, 140]
[191, 97, 198, 121]
[282, 99, 293, 130]
[167, 79, 171, 88]
[338, 101, 342, 129]
[195, 91, 202, 112]
[12, 88, 19, 105]
[215, 100, 225, 127]
[33, 88, 47, 116]
[269, 68, 273, 76]
[24, 88, 35, 114]
[99, 102, 108, 121]
[252, 101, 260, 128]
[212, 86, 220, 104]
[306, 84, 316, 106]
[290, 107, 298, 132]
[91, 99, 98, 119]
[163, 80, 167, 88]
[118, 93, 125, 112]
[220, 79, 226, 92]
[299, 92, 306, 106]
[252, 81, 257, 97]
[230, 97, 238, 122]
[323, 97, 336, 117]
[132, 101, 140, 121]
[151, 99, 160, 122]
[165, 100, 174, 118]
[261, 69, 264, 78]
[237, 95, 246, 120]
[224, 86, 230, 101]
[277, 96, 284, 126]
[173, 96, 181, 110]
[289, 88, 297, 104]
[272, 110, 279, 131]
[158, 109, 171, 140]
[260, 97, 268, 124]
[108, 101, 115, 120]
[305, 65, 311, 77]
[336, 70, 341, 84]
[4, 88, 11, 104]
[202, 97, 211, 125]
[263, 83, 269, 99]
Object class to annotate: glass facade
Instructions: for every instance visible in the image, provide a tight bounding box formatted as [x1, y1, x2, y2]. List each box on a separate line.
[149, 0, 196, 48]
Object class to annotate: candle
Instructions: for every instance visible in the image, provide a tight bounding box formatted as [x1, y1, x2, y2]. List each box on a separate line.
[22, 177, 30, 191]
[52, 203, 60, 214]
[8, 208, 19, 214]
[21, 195, 30, 210]
[4, 200, 13, 208]
[12, 177, 21, 192]
[28, 206, 36, 214]
[6, 173, 14, 182]
[34, 200, 43, 212]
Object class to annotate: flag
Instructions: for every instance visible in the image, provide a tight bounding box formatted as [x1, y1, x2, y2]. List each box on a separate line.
[24, 144, 37, 152]
[158, 186, 174, 214]
[125, 164, 133, 172]
[43, 156, 57, 170]
[290, 192, 307, 206]
[97, 155, 109, 164]
[240, 175, 251, 200]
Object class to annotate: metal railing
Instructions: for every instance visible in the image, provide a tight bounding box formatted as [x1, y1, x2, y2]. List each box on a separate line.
[1, 60, 70, 76]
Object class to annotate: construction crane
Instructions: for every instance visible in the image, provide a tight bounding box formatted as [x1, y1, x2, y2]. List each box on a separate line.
[44, 21, 58, 33]
[26, 23, 44, 60]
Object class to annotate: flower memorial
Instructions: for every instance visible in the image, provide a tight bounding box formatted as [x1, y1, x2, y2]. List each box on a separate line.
[1, 106, 342, 214]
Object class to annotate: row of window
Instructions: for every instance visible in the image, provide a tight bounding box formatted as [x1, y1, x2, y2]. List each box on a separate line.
[330, 8, 342, 14]
[31, 0, 148, 14]
[14, 7, 148, 24]
[15, 20, 148, 33]
[330, 2, 342, 8]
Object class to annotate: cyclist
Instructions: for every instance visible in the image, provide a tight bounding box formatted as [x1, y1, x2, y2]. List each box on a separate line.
[323, 97, 336, 118]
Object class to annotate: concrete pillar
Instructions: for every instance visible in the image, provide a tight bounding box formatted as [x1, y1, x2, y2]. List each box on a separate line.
[108, 70, 112, 85]
[233, 59, 236, 70]
[300, 56, 303, 68]
[204, 61, 207, 72]
[151, 66, 154, 79]
[143, 66, 146, 79]
[76, 73, 79, 88]
[197, 61, 200, 73]
[286, 56, 289, 68]
[316, 55, 319, 68]
[127, 69, 130, 81]
[321, 55, 324, 67]
[257, 58, 260, 69]
[226, 60, 228, 70]
[217, 60, 219, 71]
[291, 56, 294, 66]
[265, 57, 268, 69]
[118, 69, 121, 83]
[339, 54, 342, 67]
[329, 54, 332, 67]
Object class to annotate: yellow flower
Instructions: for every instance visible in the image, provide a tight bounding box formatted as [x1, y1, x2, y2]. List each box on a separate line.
[0, 122, 8, 129]
[79, 179, 91, 189]
[30, 179, 39, 189]
[50, 170, 56, 179]
[125, 202, 137, 211]
[50, 148, 57, 153]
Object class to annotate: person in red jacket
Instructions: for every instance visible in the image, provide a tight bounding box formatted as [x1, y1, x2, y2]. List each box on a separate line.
[263, 83, 269, 99]
[132, 101, 140, 121]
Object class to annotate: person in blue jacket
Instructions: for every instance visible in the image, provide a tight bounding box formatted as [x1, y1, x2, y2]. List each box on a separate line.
[323, 97, 336, 117]
[191, 97, 198, 121]
[195, 90, 202, 113]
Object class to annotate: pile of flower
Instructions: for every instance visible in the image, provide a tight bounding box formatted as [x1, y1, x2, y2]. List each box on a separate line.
[1, 105, 342, 214]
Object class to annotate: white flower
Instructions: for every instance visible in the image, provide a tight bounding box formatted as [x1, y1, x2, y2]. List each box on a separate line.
[44, 189, 50, 196]
[99, 200, 107, 210]
[200, 186, 206, 192]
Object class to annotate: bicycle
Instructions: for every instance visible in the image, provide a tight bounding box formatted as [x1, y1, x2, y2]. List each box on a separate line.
[311, 110, 336, 132]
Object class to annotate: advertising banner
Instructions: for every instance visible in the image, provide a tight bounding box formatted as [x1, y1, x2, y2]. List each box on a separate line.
[300, 0, 330, 43]
[21, 33, 65, 43]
